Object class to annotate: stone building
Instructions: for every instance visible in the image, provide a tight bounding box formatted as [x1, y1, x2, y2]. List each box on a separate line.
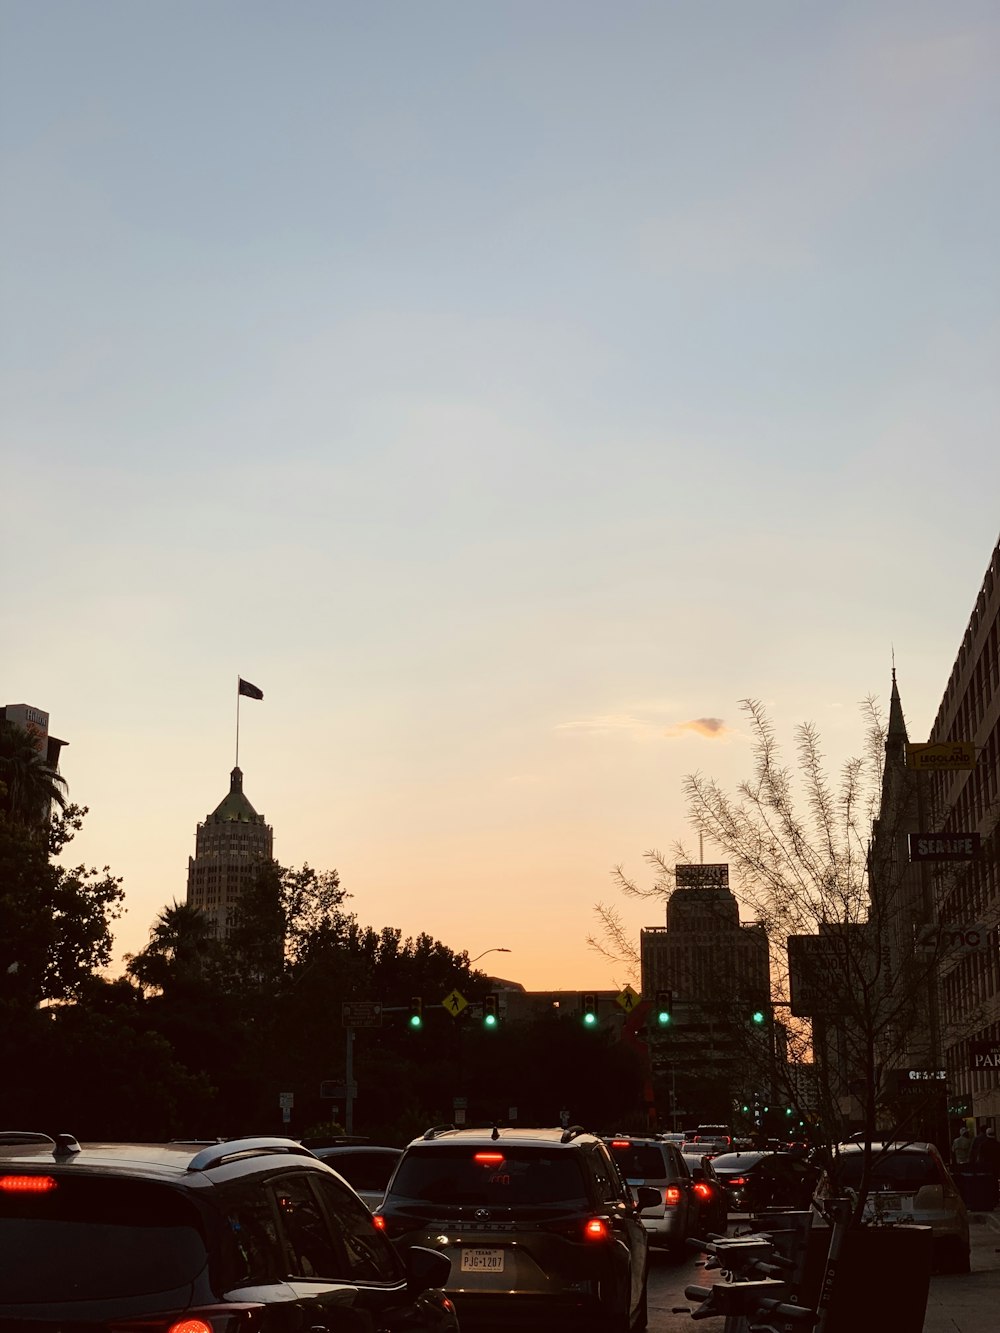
[185, 766, 273, 939]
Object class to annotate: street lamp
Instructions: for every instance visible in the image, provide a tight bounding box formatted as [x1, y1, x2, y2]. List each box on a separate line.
[469, 948, 511, 965]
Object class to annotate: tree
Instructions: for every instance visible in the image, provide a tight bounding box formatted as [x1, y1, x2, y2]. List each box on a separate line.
[0, 804, 124, 1006]
[126, 900, 222, 995]
[0, 720, 68, 825]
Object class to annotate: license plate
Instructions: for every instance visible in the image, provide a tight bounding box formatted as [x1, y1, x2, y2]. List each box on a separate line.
[461, 1247, 505, 1272]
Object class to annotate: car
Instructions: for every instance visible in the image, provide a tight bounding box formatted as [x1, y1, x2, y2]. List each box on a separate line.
[0, 1131, 459, 1330]
[680, 1152, 728, 1237]
[375, 1124, 653, 1330]
[604, 1134, 697, 1257]
[710, 1150, 819, 1212]
[310, 1143, 402, 1210]
[813, 1140, 970, 1273]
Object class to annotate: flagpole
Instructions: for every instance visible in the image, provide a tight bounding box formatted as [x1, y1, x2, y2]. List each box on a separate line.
[235, 677, 241, 768]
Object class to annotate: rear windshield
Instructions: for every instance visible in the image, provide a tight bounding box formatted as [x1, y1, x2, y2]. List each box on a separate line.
[388, 1146, 588, 1206]
[0, 1174, 208, 1302]
[607, 1145, 667, 1180]
[835, 1152, 938, 1190]
[712, 1153, 765, 1171]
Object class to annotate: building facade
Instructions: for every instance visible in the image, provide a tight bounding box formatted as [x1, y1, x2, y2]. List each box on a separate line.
[185, 766, 273, 938]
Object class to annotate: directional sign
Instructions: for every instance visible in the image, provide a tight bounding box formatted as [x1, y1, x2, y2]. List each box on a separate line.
[616, 984, 640, 1013]
[442, 988, 468, 1017]
[342, 1001, 382, 1028]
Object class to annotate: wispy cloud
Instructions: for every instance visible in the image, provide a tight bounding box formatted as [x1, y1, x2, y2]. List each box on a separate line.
[664, 717, 731, 740]
[555, 713, 662, 739]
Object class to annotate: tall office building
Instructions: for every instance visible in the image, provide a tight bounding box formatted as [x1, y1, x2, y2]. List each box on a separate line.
[185, 767, 273, 938]
[0, 702, 68, 772]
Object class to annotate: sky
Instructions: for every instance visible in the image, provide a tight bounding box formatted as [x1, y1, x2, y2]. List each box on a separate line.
[2, 2, 999, 994]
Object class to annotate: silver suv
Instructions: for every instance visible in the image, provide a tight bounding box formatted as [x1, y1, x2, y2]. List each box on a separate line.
[604, 1135, 696, 1256]
[375, 1125, 654, 1330]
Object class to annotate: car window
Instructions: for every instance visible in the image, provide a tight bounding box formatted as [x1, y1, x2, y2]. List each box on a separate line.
[389, 1146, 589, 1206]
[320, 1150, 400, 1191]
[223, 1179, 284, 1283]
[835, 1152, 938, 1190]
[0, 1175, 208, 1302]
[310, 1175, 402, 1282]
[588, 1143, 623, 1204]
[713, 1153, 764, 1171]
[607, 1144, 667, 1179]
[271, 1172, 342, 1278]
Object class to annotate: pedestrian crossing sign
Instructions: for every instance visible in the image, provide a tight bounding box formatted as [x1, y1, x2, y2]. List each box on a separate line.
[443, 988, 468, 1017]
[616, 985, 640, 1012]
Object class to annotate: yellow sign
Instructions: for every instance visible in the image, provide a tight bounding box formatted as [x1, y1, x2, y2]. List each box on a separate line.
[442, 988, 468, 1017]
[907, 741, 977, 773]
[616, 985, 640, 1013]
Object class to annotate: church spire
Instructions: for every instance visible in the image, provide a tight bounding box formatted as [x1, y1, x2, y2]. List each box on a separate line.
[885, 666, 909, 766]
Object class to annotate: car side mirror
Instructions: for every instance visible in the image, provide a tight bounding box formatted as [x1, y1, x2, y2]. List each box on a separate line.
[636, 1186, 661, 1210]
[690, 1167, 706, 1182]
[406, 1245, 451, 1295]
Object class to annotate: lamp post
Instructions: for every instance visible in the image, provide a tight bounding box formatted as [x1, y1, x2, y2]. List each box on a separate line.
[469, 948, 511, 965]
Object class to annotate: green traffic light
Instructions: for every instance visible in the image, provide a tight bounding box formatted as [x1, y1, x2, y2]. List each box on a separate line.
[583, 1012, 597, 1026]
[751, 1010, 765, 1024]
[657, 1011, 671, 1025]
[409, 1015, 423, 1029]
[484, 1013, 498, 1028]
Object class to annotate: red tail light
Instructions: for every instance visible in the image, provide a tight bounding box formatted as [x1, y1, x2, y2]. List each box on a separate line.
[0, 1175, 57, 1193]
[693, 1183, 712, 1200]
[372, 1213, 387, 1230]
[728, 1176, 747, 1187]
[663, 1186, 683, 1206]
[109, 1307, 263, 1333]
[584, 1217, 610, 1240]
[473, 1152, 505, 1165]
[610, 1140, 631, 1148]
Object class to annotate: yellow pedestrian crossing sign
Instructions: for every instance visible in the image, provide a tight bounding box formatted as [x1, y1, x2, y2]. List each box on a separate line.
[443, 988, 468, 1017]
[616, 985, 640, 1013]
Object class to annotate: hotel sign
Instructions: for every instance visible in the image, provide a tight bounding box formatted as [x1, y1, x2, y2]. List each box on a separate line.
[908, 832, 981, 862]
[676, 864, 729, 888]
[906, 741, 976, 772]
[970, 1041, 1000, 1071]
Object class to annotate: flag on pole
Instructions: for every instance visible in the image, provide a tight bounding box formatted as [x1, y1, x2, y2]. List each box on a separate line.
[238, 678, 264, 700]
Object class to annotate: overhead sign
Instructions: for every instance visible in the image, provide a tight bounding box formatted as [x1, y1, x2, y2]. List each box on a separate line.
[907, 741, 976, 772]
[676, 864, 729, 888]
[342, 1001, 382, 1028]
[908, 832, 981, 861]
[442, 988, 468, 1017]
[616, 984, 640, 1013]
[904, 1069, 947, 1082]
[970, 1041, 1000, 1071]
[915, 922, 990, 954]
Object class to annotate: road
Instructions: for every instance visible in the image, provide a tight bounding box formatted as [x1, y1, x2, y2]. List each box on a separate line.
[646, 1246, 715, 1332]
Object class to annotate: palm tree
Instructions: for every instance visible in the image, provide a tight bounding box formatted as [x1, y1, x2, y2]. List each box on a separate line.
[0, 721, 68, 825]
[126, 900, 219, 994]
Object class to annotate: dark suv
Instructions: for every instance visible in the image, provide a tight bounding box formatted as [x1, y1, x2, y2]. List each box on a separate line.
[0, 1131, 458, 1331]
[374, 1125, 654, 1330]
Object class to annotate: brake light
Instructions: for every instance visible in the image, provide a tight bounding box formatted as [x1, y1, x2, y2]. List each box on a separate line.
[474, 1153, 505, 1164]
[611, 1140, 631, 1148]
[585, 1218, 610, 1240]
[109, 1307, 263, 1333]
[693, 1183, 712, 1200]
[729, 1176, 747, 1187]
[0, 1175, 57, 1193]
[664, 1186, 683, 1206]
[372, 1213, 387, 1230]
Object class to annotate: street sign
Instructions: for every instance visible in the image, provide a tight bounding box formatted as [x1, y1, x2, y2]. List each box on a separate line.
[320, 1081, 358, 1100]
[616, 984, 640, 1013]
[341, 1001, 382, 1028]
[908, 832, 981, 861]
[906, 741, 976, 772]
[970, 1040, 1000, 1071]
[279, 1092, 294, 1109]
[442, 988, 468, 1017]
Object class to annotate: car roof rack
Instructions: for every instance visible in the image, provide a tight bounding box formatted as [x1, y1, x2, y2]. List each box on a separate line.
[186, 1137, 318, 1172]
[0, 1131, 56, 1145]
[560, 1125, 587, 1143]
[421, 1124, 456, 1140]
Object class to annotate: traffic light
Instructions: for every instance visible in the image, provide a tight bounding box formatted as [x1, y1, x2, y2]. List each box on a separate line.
[408, 996, 423, 1030]
[751, 1007, 766, 1025]
[655, 990, 673, 1025]
[483, 993, 500, 1028]
[581, 993, 598, 1026]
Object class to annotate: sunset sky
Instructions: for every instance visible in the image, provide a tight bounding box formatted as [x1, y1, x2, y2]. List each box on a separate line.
[3, 2, 999, 993]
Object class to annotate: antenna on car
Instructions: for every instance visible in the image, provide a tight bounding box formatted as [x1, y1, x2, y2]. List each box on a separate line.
[491, 1123, 500, 1141]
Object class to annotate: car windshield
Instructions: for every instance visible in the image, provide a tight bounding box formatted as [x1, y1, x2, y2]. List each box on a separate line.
[0, 1175, 208, 1301]
[607, 1144, 667, 1179]
[320, 1150, 400, 1191]
[835, 1151, 939, 1190]
[712, 1153, 765, 1171]
[388, 1146, 588, 1206]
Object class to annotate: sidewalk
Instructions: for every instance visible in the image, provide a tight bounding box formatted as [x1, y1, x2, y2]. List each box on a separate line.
[923, 1213, 1000, 1332]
